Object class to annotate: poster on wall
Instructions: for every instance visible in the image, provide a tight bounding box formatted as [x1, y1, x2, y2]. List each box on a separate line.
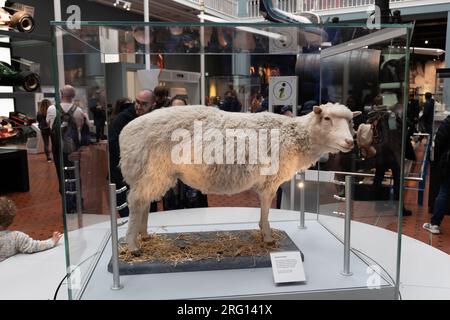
[99, 26, 120, 64]
[268, 76, 298, 113]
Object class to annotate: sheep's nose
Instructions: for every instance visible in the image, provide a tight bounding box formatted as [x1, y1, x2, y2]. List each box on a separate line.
[345, 139, 354, 148]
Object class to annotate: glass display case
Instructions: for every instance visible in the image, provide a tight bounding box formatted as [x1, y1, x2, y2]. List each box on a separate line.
[51, 21, 412, 300]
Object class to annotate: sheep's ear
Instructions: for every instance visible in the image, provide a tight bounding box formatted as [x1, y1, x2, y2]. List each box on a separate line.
[313, 106, 322, 115]
[352, 111, 362, 118]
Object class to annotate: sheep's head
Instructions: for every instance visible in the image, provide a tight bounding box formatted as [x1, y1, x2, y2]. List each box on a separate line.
[310, 103, 361, 154]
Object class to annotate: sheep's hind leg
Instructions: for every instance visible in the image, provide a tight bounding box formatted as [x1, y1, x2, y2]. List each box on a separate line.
[125, 191, 148, 256]
[136, 176, 176, 242]
[258, 191, 275, 243]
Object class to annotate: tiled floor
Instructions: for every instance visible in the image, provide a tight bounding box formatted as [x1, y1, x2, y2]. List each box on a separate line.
[2, 143, 449, 255]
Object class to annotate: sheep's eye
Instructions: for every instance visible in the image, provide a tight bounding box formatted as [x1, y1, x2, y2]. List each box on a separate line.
[324, 117, 331, 121]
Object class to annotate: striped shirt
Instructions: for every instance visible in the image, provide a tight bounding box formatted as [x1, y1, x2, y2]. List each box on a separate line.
[0, 231, 55, 262]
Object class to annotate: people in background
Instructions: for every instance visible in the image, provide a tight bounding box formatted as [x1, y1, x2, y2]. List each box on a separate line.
[423, 115, 450, 234]
[170, 95, 188, 107]
[0, 197, 62, 262]
[47, 85, 86, 214]
[210, 96, 220, 109]
[346, 94, 363, 126]
[153, 85, 171, 110]
[407, 93, 420, 137]
[110, 98, 132, 127]
[109, 90, 157, 217]
[220, 90, 242, 113]
[225, 85, 238, 98]
[299, 100, 317, 116]
[89, 90, 107, 142]
[368, 95, 412, 216]
[270, 67, 281, 77]
[36, 99, 52, 162]
[371, 94, 384, 111]
[251, 93, 263, 113]
[162, 97, 208, 211]
[420, 92, 435, 136]
[280, 105, 293, 117]
[256, 87, 269, 113]
[47, 85, 85, 133]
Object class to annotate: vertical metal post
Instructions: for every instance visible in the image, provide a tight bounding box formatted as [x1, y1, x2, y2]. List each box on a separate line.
[73, 160, 83, 228]
[341, 175, 353, 276]
[290, 177, 295, 210]
[200, 0, 206, 105]
[444, 11, 450, 111]
[53, 0, 65, 86]
[144, 0, 151, 70]
[109, 183, 123, 290]
[299, 171, 306, 229]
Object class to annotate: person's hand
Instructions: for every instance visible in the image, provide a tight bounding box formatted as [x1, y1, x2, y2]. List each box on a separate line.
[78, 146, 88, 153]
[68, 150, 81, 162]
[68, 146, 88, 162]
[52, 231, 63, 246]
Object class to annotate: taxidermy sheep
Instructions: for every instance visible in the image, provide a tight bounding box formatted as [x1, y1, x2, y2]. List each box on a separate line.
[119, 103, 360, 255]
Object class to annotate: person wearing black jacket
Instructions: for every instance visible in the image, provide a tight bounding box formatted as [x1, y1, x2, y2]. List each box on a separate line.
[89, 90, 107, 142]
[109, 90, 156, 217]
[423, 115, 450, 234]
[407, 94, 420, 137]
[420, 92, 435, 136]
[36, 99, 52, 162]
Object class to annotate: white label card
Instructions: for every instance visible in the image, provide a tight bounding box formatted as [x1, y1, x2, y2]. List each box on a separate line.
[270, 251, 306, 284]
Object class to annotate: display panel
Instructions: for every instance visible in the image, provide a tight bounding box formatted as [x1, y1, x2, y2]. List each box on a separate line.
[316, 25, 411, 296]
[51, 21, 411, 300]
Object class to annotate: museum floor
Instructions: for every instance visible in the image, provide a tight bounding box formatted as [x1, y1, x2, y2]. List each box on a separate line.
[3, 143, 450, 255]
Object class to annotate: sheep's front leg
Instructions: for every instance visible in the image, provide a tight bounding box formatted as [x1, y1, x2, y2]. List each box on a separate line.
[258, 191, 275, 243]
[139, 203, 151, 238]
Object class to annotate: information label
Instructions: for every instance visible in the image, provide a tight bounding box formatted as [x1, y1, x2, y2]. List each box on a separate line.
[270, 251, 306, 284]
[268, 76, 298, 112]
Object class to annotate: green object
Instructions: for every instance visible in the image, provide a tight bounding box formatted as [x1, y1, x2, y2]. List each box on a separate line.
[0, 61, 40, 92]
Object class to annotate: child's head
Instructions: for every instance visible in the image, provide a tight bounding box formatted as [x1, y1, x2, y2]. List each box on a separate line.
[0, 197, 16, 229]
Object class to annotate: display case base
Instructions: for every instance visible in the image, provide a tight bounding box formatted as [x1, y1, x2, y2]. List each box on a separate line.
[108, 230, 303, 275]
[82, 219, 395, 300]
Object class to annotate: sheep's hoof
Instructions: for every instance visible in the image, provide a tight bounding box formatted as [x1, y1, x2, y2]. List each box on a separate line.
[263, 235, 275, 244]
[130, 249, 141, 257]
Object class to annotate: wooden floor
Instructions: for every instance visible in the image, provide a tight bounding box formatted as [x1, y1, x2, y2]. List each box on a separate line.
[2, 142, 449, 255]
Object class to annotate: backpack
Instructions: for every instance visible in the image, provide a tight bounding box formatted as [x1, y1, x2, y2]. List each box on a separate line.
[52, 105, 90, 154]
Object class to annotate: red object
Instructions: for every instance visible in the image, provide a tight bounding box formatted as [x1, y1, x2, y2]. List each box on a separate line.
[8, 112, 35, 126]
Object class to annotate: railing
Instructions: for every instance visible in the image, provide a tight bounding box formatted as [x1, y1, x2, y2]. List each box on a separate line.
[277, 0, 299, 12]
[205, 0, 238, 17]
[182, 0, 238, 17]
[303, 0, 376, 12]
[245, 0, 417, 18]
[247, 0, 260, 18]
[180, 0, 435, 19]
[297, 0, 417, 13]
